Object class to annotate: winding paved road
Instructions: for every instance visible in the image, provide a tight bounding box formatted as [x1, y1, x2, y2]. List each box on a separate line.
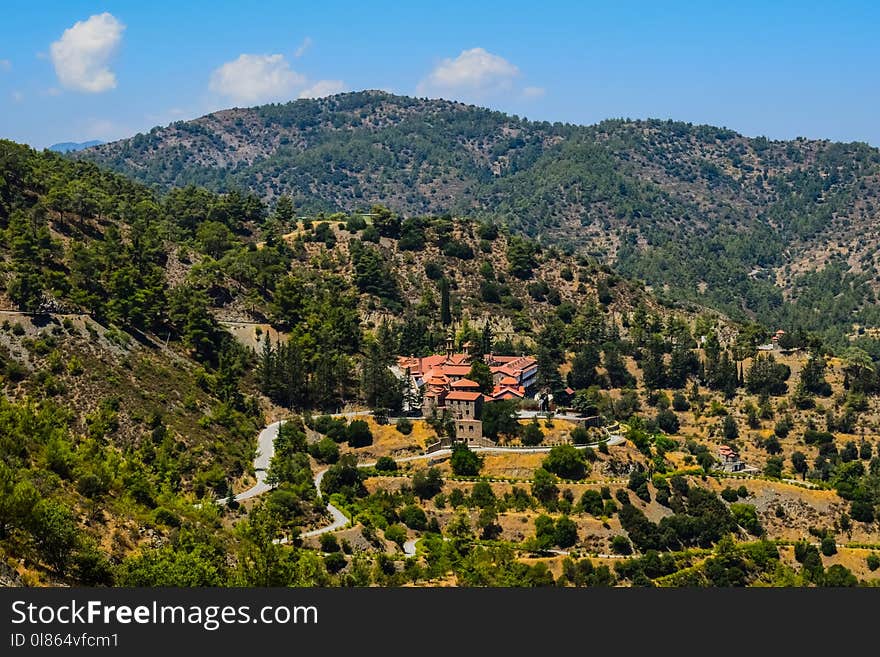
[234, 420, 283, 502]
[299, 467, 350, 538]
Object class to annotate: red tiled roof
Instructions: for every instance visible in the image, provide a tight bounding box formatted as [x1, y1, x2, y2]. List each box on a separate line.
[450, 378, 480, 389]
[499, 376, 519, 386]
[445, 391, 483, 402]
[441, 365, 472, 376]
[490, 387, 524, 399]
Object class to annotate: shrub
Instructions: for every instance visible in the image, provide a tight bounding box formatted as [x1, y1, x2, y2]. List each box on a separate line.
[820, 535, 837, 557]
[721, 487, 739, 503]
[395, 418, 413, 435]
[361, 225, 380, 243]
[580, 489, 604, 516]
[400, 505, 428, 530]
[477, 222, 499, 240]
[730, 503, 762, 536]
[441, 240, 474, 259]
[320, 534, 340, 553]
[412, 468, 443, 499]
[850, 500, 875, 523]
[384, 524, 407, 548]
[152, 507, 180, 528]
[554, 516, 578, 548]
[611, 535, 632, 555]
[450, 443, 483, 476]
[764, 456, 784, 479]
[346, 214, 367, 232]
[542, 444, 588, 480]
[521, 420, 544, 446]
[346, 420, 373, 447]
[867, 553, 880, 571]
[656, 408, 680, 434]
[424, 261, 444, 280]
[308, 437, 340, 464]
[570, 426, 589, 445]
[324, 552, 346, 573]
[375, 456, 398, 472]
[672, 391, 690, 412]
[313, 415, 348, 442]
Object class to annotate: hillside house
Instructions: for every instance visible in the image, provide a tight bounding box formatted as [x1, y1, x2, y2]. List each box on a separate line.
[718, 444, 745, 472]
[445, 390, 484, 442]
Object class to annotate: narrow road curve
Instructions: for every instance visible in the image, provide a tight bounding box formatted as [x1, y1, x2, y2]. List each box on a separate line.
[235, 420, 283, 502]
[299, 467, 350, 538]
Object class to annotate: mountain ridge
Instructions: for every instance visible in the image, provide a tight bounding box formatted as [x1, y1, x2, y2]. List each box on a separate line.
[74, 91, 880, 345]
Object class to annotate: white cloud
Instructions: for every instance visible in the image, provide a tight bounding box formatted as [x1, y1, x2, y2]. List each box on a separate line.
[209, 53, 305, 104]
[417, 47, 520, 98]
[11, 90, 24, 103]
[46, 87, 62, 97]
[522, 86, 545, 99]
[0, 59, 11, 72]
[294, 37, 312, 58]
[49, 13, 125, 93]
[298, 79, 345, 99]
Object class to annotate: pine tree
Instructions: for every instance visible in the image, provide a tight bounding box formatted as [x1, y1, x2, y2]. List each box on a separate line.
[273, 195, 294, 225]
[641, 336, 666, 391]
[480, 321, 493, 355]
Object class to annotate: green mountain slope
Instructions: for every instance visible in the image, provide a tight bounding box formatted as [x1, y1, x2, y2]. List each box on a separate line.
[3, 139, 880, 588]
[1, 138, 729, 584]
[76, 91, 880, 344]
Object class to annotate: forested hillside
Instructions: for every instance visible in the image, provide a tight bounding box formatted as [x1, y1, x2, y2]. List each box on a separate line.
[77, 91, 880, 345]
[0, 138, 721, 585]
[3, 138, 880, 587]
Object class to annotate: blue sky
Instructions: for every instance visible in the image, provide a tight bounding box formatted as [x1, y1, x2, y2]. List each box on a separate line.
[1, 1, 879, 148]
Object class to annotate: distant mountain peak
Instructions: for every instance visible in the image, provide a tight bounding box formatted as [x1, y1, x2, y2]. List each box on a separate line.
[48, 140, 104, 153]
